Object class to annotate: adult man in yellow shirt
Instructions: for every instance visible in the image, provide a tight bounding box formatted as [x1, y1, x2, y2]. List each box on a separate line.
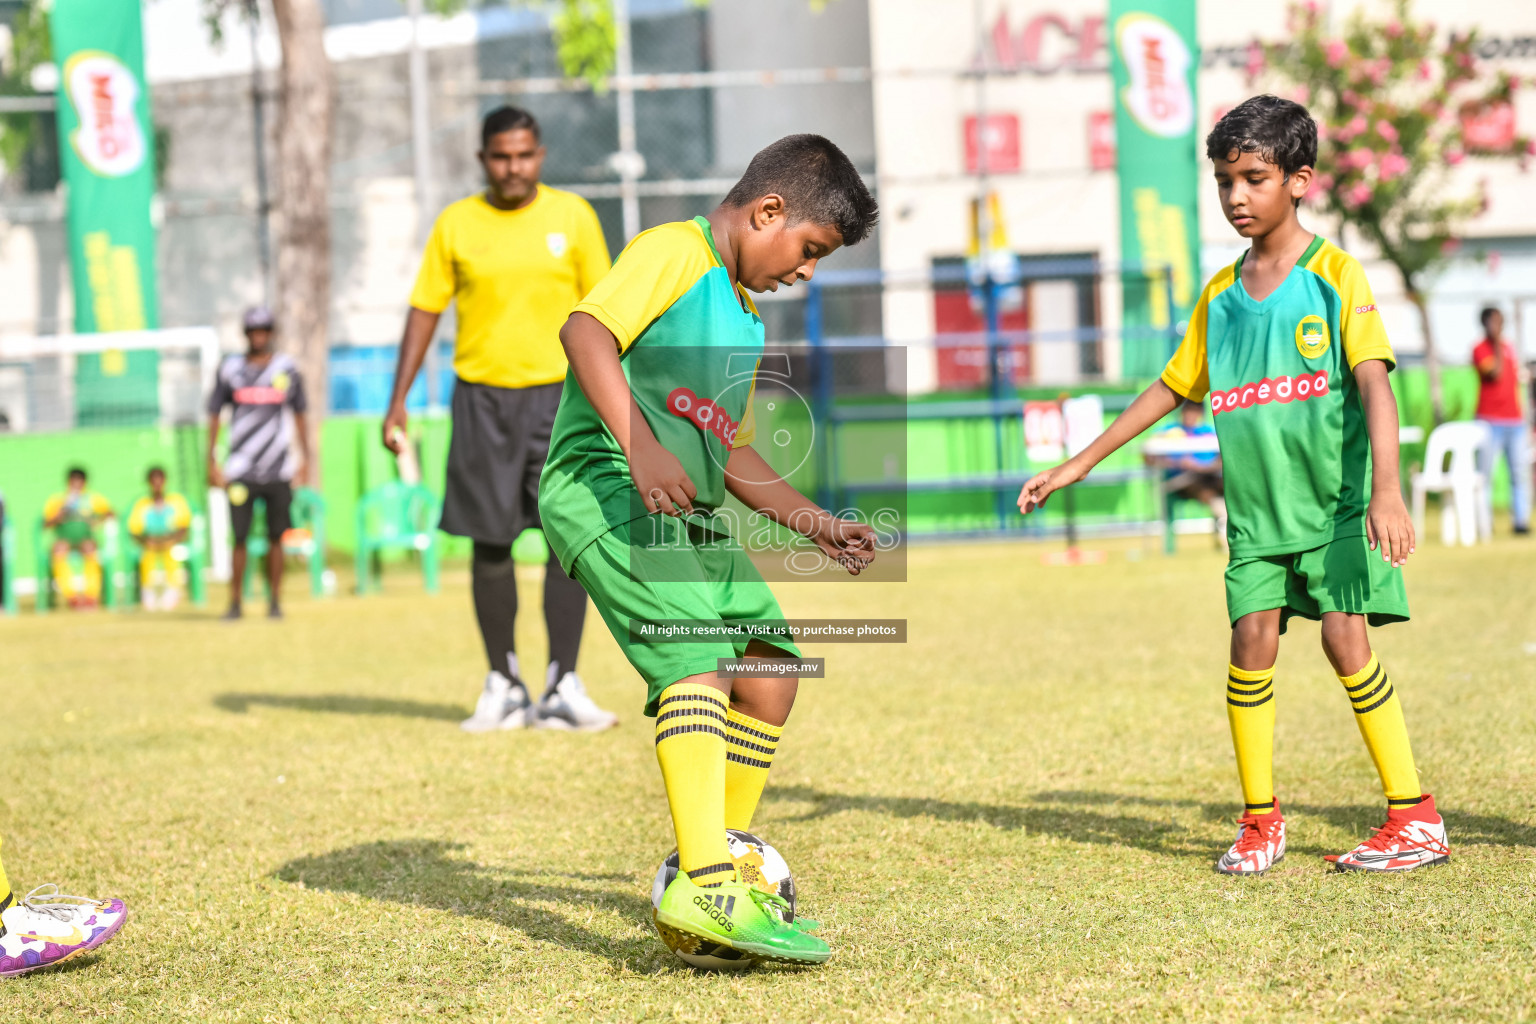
[384, 106, 618, 733]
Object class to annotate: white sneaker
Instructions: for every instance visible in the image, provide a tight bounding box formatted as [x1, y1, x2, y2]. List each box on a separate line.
[0, 885, 128, 977]
[535, 670, 618, 731]
[460, 671, 533, 732]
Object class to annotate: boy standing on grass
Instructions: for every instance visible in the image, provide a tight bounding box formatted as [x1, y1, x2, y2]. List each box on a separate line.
[540, 135, 878, 962]
[1019, 96, 1449, 876]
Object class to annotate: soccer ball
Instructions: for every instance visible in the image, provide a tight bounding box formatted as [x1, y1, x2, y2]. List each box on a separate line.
[649, 829, 796, 971]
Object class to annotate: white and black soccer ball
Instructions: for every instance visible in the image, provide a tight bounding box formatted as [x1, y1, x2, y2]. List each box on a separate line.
[649, 829, 796, 971]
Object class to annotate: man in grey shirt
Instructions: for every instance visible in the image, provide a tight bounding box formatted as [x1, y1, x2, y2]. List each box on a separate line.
[207, 307, 310, 619]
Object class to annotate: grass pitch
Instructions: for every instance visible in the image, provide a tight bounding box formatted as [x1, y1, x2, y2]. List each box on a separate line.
[2, 532, 1534, 1022]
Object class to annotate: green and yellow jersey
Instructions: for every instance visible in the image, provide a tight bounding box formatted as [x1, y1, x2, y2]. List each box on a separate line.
[128, 493, 192, 540]
[1161, 236, 1394, 557]
[539, 216, 763, 574]
[410, 186, 611, 389]
[43, 490, 113, 545]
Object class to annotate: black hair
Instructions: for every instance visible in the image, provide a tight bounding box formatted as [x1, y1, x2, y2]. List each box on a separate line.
[481, 105, 540, 147]
[1182, 400, 1205, 416]
[722, 134, 879, 246]
[67, 466, 87, 481]
[1480, 306, 1502, 329]
[1206, 95, 1317, 206]
[147, 465, 166, 480]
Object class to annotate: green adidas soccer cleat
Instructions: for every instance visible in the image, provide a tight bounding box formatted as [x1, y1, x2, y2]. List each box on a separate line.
[655, 870, 831, 965]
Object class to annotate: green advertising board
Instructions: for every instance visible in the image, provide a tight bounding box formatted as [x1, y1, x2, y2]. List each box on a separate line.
[50, 0, 161, 425]
[1109, 0, 1201, 378]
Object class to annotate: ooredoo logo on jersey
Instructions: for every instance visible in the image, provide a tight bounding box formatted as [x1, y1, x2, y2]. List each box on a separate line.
[1210, 372, 1330, 416]
[667, 386, 741, 447]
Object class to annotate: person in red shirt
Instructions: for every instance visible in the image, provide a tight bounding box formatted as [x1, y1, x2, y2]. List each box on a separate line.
[1473, 307, 1530, 534]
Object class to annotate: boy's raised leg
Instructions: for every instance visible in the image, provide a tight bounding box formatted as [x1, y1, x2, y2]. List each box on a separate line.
[1217, 610, 1287, 876]
[654, 681, 736, 888]
[1321, 614, 1448, 871]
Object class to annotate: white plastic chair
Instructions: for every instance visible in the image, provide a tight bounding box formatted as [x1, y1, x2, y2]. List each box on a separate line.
[1410, 421, 1494, 546]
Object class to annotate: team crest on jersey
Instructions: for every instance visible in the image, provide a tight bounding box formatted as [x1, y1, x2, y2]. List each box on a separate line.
[1295, 315, 1330, 359]
[272, 371, 290, 392]
[546, 232, 568, 257]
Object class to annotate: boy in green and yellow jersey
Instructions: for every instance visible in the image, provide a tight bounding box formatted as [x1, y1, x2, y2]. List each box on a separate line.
[1020, 96, 1448, 876]
[127, 466, 193, 611]
[42, 467, 113, 608]
[541, 135, 879, 963]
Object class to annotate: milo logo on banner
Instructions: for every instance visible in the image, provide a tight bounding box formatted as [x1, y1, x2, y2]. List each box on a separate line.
[63, 50, 147, 178]
[1115, 13, 1194, 139]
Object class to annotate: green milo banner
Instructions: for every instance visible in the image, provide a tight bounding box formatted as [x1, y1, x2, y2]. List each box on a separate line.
[1109, 0, 1200, 378]
[50, 0, 161, 425]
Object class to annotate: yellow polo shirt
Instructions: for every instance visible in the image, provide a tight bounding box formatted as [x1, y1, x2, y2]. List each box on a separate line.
[409, 186, 611, 389]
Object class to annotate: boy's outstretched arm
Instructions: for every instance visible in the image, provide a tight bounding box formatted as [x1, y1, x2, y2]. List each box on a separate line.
[1017, 379, 1182, 514]
[559, 311, 698, 515]
[724, 446, 875, 575]
[1355, 359, 1415, 566]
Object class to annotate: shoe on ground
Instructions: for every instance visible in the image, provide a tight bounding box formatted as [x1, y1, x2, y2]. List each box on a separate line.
[267, 605, 283, 620]
[1328, 793, 1450, 872]
[222, 605, 242, 621]
[1515, 524, 1530, 536]
[1215, 799, 1286, 876]
[460, 671, 533, 733]
[0, 885, 128, 977]
[655, 870, 830, 965]
[534, 670, 618, 732]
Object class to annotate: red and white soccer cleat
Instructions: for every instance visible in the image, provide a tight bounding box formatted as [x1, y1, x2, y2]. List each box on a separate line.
[1215, 799, 1286, 876]
[1328, 794, 1450, 873]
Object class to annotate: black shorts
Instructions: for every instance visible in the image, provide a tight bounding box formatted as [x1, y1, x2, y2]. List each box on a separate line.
[229, 480, 293, 544]
[439, 378, 563, 546]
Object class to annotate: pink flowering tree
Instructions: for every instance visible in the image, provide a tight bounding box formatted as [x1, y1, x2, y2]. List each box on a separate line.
[1260, 0, 1531, 422]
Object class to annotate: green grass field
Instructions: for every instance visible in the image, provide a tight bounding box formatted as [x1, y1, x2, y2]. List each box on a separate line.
[3, 532, 1535, 1022]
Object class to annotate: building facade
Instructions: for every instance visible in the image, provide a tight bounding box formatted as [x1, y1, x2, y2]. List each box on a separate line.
[871, 0, 1536, 393]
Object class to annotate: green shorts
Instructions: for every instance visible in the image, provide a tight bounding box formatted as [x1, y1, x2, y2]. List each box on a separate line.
[1224, 532, 1409, 633]
[570, 515, 801, 716]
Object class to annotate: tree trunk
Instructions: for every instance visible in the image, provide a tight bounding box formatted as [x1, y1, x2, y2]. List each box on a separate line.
[1405, 285, 1445, 426]
[271, 0, 332, 485]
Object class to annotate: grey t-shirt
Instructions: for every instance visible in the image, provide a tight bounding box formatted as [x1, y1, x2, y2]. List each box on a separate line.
[207, 353, 308, 484]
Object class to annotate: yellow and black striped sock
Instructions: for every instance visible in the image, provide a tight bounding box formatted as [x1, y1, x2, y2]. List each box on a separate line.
[51, 552, 73, 599]
[723, 707, 782, 832]
[1339, 653, 1421, 807]
[0, 832, 12, 914]
[654, 683, 734, 887]
[1227, 664, 1277, 813]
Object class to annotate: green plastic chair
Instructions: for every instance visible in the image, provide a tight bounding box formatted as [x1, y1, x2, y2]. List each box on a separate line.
[120, 500, 209, 608]
[355, 482, 442, 595]
[241, 487, 328, 600]
[33, 514, 122, 612]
